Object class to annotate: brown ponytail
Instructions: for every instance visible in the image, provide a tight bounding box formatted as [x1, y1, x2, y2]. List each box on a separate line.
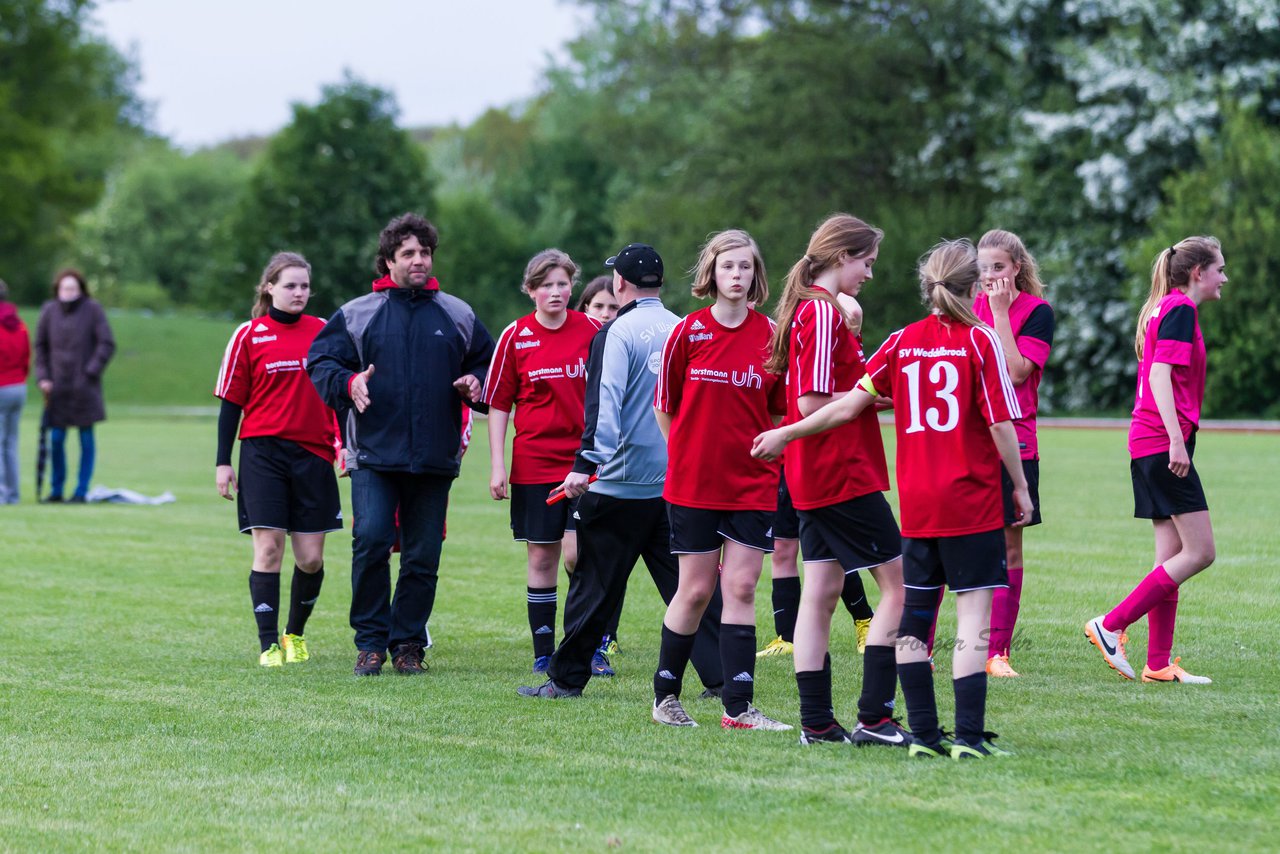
[918, 239, 984, 328]
[1135, 236, 1220, 357]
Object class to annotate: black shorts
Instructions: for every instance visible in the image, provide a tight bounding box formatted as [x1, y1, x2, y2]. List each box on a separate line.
[903, 529, 1007, 592]
[797, 492, 901, 572]
[668, 504, 774, 554]
[1001, 459, 1042, 527]
[237, 437, 342, 535]
[773, 468, 800, 540]
[510, 482, 576, 543]
[1131, 434, 1207, 520]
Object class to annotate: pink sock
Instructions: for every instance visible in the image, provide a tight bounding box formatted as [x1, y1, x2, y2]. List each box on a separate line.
[989, 567, 1024, 657]
[926, 586, 945, 656]
[1103, 565, 1178, 633]
[1146, 588, 1179, 670]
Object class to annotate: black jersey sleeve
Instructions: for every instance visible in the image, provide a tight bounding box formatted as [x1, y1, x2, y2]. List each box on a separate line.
[1020, 303, 1055, 346]
[216, 398, 242, 466]
[1156, 304, 1195, 343]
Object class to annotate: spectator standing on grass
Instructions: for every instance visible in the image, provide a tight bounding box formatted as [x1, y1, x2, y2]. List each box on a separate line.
[308, 213, 494, 677]
[518, 242, 724, 700]
[214, 252, 340, 668]
[0, 279, 31, 505]
[35, 269, 115, 504]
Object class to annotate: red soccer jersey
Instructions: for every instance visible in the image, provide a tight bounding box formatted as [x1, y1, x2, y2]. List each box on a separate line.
[974, 291, 1054, 460]
[1128, 291, 1205, 459]
[215, 314, 337, 462]
[481, 310, 601, 484]
[863, 316, 1021, 538]
[784, 293, 889, 510]
[654, 307, 785, 511]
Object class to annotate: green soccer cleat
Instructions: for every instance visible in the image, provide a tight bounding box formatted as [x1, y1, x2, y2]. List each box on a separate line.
[259, 643, 284, 668]
[281, 633, 309, 664]
[951, 732, 1014, 760]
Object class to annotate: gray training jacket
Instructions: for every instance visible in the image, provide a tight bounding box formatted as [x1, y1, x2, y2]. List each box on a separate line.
[571, 296, 677, 499]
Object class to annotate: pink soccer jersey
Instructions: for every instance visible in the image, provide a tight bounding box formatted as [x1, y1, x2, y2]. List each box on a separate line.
[863, 316, 1021, 538]
[481, 310, 601, 484]
[655, 307, 785, 511]
[1128, 291, 1205, 459]
[783, 293, 889, 510]
[974, 291, 1054, 460]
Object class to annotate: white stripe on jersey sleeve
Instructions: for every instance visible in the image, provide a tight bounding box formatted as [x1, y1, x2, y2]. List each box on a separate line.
[654, 317, 687, 412]
[215, 321, 253, 398]
[481, 320, 520, 405]
[971, 325, 1022, 422]
[807, 300, 837, 394]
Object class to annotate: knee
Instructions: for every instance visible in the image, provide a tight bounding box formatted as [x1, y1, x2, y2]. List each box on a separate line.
[1195, 545, 1216, 571]
[296, 557, 324, 574]
[721, 574, 756, 608]
[678, 578, 716, 612]
[257, 540, 285, 567]
[898, 588, 940, 644]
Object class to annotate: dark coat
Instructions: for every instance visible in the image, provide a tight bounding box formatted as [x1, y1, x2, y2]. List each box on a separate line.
[35, 297, 116, 428]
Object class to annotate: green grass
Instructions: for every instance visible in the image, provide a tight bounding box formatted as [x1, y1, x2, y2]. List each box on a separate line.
[0, 414, 1278, 851]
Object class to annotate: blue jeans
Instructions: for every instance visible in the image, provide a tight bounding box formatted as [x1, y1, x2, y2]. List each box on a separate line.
[50, 426, 95, 500]
[349, 469, 453, 652]
[0, 383, 24, 504]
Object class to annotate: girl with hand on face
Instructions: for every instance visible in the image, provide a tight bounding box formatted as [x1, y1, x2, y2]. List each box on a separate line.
[757, 213, 908, 748]
[215, 252, 341, 667]
[648, 229, 790, 730]
[482, 250, 602, 674]
[1084, 237, 1226, 685]
[974, 229, 1054, 678]
[754, 239, 1031, 759]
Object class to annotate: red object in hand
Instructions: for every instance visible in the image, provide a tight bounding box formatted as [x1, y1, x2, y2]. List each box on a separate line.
[546, 475, 598, 505]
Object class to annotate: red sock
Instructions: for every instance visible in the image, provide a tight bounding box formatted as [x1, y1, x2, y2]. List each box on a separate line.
[989, 566, 1024, 658]
[926, 586, 945, 656]
[1103, 566, 1177, 633]
[1146, 588, 1179, 670]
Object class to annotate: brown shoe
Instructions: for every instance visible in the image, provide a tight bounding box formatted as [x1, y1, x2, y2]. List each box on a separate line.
[354, 649, 386, 676]
[391, 643, 428, 675]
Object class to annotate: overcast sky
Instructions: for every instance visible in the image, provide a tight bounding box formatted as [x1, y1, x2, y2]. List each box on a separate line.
[91, 0, 587, 149]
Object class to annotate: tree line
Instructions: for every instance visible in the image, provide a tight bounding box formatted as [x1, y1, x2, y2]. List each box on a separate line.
[3, 0, 1278, 415]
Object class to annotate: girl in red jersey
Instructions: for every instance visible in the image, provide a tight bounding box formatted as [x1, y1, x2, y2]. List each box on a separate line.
[1084, 237, 1225, 685]
[649, 229, 790, 730]
[974, 229, 1055, 678]
[215, 252, 341, 667]
[754, 238, 1032, 758]
[483, 249, 601, 673]
[754, 213, 908, 747]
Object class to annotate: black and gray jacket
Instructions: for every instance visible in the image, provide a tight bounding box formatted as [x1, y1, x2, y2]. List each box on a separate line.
[307, 283, 494, 476]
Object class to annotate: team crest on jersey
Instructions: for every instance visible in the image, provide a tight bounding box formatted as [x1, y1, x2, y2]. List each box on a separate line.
[519, 327, 534, 336]
[647, 351, 662, 374]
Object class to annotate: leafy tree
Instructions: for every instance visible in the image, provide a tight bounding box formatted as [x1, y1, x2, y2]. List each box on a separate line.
[1132, 107, 1280, 417]
[227, 76, 436, 314]
[0, 0, 145, 301]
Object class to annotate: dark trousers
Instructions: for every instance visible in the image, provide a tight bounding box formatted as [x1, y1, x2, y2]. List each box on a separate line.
[350, 469, 452, 652]
[549, 493, 723, 691]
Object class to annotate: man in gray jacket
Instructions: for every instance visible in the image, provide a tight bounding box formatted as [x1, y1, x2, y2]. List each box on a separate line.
[519, 243, 723, 698]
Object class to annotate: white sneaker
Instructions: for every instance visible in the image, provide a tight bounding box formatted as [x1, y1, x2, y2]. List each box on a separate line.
[653, 694, 698, 727]
[1084, 615, 1135, 680]
[721, 705, 793, 731]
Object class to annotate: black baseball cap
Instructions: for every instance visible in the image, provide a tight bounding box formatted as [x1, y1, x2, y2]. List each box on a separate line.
[605, 243, 664, 287]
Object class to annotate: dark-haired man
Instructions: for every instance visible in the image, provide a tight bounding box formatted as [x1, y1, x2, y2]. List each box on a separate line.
[309, 213, 494, 676]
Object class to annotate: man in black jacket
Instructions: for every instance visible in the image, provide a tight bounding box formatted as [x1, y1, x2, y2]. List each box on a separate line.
[309, 213, 494, 676]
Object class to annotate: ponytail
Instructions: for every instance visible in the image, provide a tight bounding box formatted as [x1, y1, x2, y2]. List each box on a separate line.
[918, 239, 984, 328]
[1135, 236, 1220, 357]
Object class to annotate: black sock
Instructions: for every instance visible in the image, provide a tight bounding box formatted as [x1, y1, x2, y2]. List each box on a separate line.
[771, 576, 801, 642]
[654, 624, 696, 700]
[285, 565, 324, 636]
[898, 660, 940, 745]
[856, 645, 898, 725]
[719, 623, 757, 717]
[841, 571, 875, 621]
[953, 672, 988, 745]
[249, 571, 280, 652]
[527, 586, 557, 657]
[796, 664, 835, 730]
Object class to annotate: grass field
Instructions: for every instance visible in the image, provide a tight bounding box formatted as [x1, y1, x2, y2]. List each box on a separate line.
[0, 409, 1277, 852]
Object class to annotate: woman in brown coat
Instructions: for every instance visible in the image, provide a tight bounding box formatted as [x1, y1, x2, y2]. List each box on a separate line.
[35, 269, 115, 503]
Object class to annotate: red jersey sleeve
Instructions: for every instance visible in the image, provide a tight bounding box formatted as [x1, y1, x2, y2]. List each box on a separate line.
[214, 322, 253, 407]
[971, 325, 1022, 425]
[653, 320, 688, 413]
[862, 331, 901, 398]
[480, 321, 521, 412]
[794, 300, 840, 396]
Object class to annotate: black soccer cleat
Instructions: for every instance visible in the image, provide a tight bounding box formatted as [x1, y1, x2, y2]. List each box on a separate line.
[798, 722, 853, 745]
[852, 718, 913, 748]
[517, 679, 583, 699]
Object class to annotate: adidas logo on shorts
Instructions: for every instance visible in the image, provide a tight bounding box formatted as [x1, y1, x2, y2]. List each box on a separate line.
[253, 602, 273, 613]
[732, 671, 754, 683]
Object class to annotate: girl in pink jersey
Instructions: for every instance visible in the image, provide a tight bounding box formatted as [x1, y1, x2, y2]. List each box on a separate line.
[974, 230, 1055, 678]
[214, 252, 341, 667]
[754, 239, 1032, 758]
[1084, 236, 1225, 684]
[483, 249, 601, 674]
[649, 229, 790, 730]
[755, 213, 908, 747]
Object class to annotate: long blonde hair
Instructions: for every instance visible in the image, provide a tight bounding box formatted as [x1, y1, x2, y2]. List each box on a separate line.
[1135, 236, 1220, 357]
[977, 229, 1045, 298]
[919, 239, 984, 328]
[765, 214, 883, 374]
[689, 229, 769, 305]
[252, 252, 311, 319]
